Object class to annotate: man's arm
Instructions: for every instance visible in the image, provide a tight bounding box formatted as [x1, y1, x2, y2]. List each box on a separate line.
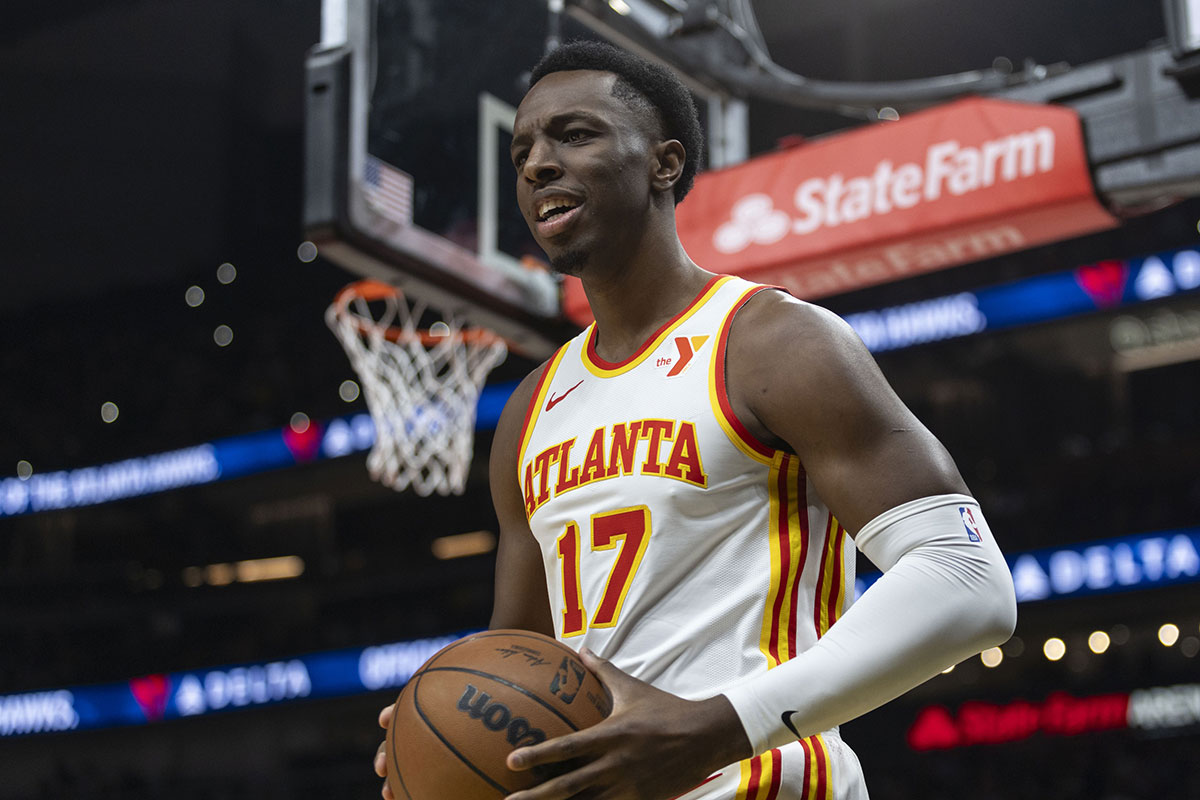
[727, 290, 969, 531]
[501, 292, 1015, 800]
[720, 290, 1017, 752]
[488, 366, 555, 635]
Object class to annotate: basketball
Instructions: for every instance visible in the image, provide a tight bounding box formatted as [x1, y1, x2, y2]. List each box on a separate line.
[385, 629, 613, 799]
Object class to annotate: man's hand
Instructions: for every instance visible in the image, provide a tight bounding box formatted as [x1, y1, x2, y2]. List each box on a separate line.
[504, 648, 752, 800]
[374, 703, 394, 799]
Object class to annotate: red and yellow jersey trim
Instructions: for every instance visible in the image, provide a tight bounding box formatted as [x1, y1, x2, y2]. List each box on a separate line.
[580, 275, 731, 378]
[709, 284, 778, 465]
[814, 517, 848, 639]
[516, 344, 571, 482]
[798, 736, 833, 800]
[735, 748, 783, 800]
[734, 738, 832, 799]
[758, 453, 810, 669]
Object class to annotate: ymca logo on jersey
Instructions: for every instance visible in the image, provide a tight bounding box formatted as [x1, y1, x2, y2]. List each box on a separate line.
[655, 335, 710, 377]
[959, 506, 982, 542]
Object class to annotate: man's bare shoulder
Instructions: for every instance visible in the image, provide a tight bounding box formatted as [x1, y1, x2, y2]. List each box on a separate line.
[730, 288, 875, 389]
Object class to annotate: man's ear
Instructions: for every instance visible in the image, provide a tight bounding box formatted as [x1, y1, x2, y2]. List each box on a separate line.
[651, 139, 686, 195]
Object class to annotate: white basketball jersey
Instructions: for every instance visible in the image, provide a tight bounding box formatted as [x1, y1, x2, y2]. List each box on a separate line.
[516, 275, 866, 800]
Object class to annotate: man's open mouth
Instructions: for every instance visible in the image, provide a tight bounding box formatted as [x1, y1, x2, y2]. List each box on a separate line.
[535, 196, 582, 222]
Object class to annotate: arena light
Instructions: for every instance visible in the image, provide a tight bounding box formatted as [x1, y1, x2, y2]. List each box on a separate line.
[236, 555, 305, 583]
[1159, 623, 1181, 646]
[184, 556, 306, 586]
[100, 402, 119, 423]
[1088, 630, 1111, 654]
[297, 241, 318, 262]
[15, 461, 31, 481]
[432, 530, 497, 560]
[1043, 637, 1066, 661]
[205, 563, 235, 586]
[980, 647, 1003, 668]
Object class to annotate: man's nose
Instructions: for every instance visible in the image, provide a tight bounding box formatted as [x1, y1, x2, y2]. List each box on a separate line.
[522, 140, 562, 185]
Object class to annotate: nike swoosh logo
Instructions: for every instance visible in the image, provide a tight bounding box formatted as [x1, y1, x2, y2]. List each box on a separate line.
[781, 711, 802, 739]
[545, 379, 584, 412]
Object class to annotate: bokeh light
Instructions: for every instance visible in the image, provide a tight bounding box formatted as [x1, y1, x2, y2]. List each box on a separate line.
[1182, 637, 1199, 658]
[297, 241, 318, 262]
[289, 412, 310, 433]
[1159, 623, 1180, 647]
[100, 402, 119, 423]
[338, 379, 360, 402]
[1088, 630, 1111, 654]
[216, 262, 237, 284]
[213, 325, 233, 347]
[1043, 637, 1066, 661]
[980, 647, 1003, 668]
[185, 285, 205, 307]
[16, 460, 32, 480]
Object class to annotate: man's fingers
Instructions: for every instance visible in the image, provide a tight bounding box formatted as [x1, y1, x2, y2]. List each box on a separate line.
[379, 703, 394, 729]
[580, 646, 645, 706]
[374, 741, 388, 777]
[507, 728, 593, 771]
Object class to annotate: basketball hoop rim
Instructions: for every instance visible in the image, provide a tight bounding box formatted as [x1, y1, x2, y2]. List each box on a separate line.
[331, 279, 507, 347]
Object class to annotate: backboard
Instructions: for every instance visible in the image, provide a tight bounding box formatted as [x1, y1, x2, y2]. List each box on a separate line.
[303, 0, 750, 357]
[304, 0, 576, 358]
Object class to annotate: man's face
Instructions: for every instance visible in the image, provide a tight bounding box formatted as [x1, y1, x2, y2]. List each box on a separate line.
[511, 70, 659, 275]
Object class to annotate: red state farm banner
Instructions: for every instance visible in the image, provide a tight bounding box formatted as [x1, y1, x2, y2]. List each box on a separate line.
[563, 97, 1117, 325]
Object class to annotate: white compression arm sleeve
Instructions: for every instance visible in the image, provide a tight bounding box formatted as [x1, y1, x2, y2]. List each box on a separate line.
[722, 494, 1017, 754]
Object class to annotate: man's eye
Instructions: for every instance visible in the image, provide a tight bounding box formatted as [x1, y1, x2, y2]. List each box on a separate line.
[513, 153, 527, 167]
[563, 130, 590, 143]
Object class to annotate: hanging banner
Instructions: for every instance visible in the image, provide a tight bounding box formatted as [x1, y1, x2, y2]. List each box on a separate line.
[564, 97, 1118, 323]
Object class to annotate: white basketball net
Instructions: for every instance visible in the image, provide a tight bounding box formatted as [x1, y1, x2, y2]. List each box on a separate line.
[325, 281, 507, 496]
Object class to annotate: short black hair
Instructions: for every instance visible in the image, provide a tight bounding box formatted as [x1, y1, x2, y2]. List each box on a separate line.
[528, 40, 703, 204]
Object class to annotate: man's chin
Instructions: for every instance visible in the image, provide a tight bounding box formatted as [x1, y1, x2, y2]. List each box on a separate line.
[549, 249, 589, 277]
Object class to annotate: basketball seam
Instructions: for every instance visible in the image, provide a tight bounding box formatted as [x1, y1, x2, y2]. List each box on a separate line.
[412, 671, 515, 795]
[418, 630, 540, 671]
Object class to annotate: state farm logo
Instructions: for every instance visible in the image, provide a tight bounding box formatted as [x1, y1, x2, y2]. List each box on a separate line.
[714, 127, 1056, 254]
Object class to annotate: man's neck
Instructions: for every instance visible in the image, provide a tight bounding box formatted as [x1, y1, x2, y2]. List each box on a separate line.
[580, 234, 713, 363]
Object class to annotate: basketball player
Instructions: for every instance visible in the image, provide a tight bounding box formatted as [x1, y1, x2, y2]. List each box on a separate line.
[376, 41, 1016, 799]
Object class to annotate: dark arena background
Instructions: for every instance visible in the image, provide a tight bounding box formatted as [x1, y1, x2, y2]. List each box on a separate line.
[3, 1, 1200, 798]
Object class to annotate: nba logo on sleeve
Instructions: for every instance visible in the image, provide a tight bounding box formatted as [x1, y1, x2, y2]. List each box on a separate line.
[959, 507, 982, 542]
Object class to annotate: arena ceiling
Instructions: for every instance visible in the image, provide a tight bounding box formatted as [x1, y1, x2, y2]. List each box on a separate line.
[0, 0, 1167, 313]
